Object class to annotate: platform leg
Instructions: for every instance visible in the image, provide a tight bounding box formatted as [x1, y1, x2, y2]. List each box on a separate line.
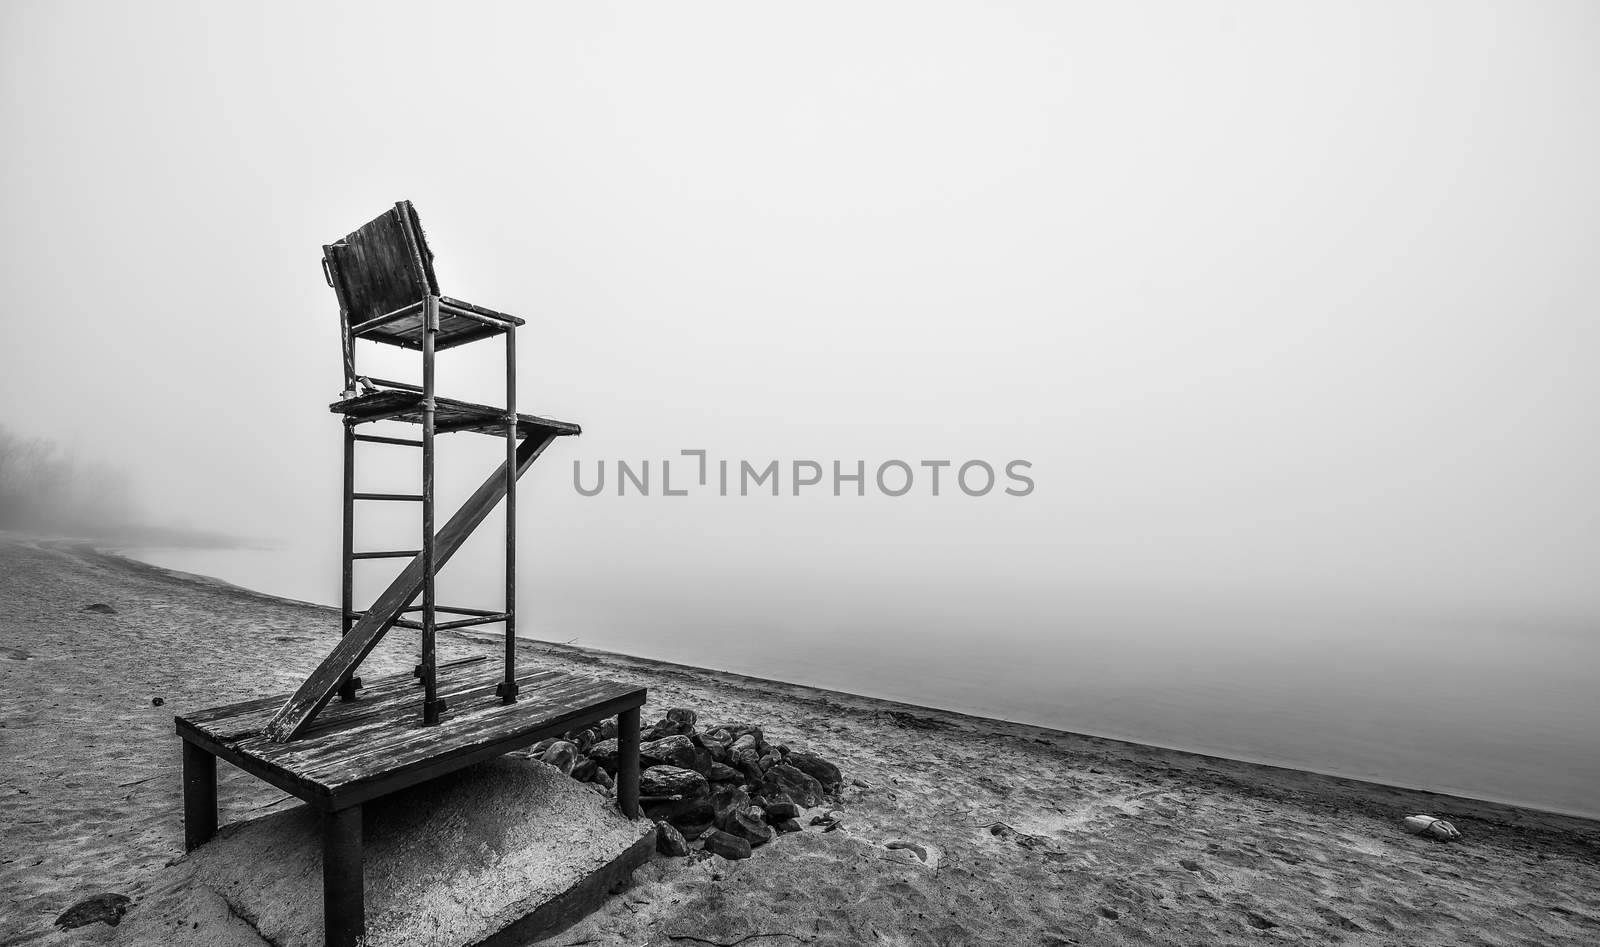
[323, 805, 364, 947]
[618, 707, 641, 819]
[182, 741, 217, 852]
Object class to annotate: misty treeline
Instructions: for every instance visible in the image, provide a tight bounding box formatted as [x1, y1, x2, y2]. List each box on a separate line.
[0, 425, 136, 533]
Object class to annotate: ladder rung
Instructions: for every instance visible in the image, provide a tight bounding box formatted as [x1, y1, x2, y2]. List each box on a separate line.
[352, 492, 425, 501]
[395, 612, 510, 631]
[396, 605, 500, 617]
[353, 434, 424, 447]
[351, 549, 421, 560]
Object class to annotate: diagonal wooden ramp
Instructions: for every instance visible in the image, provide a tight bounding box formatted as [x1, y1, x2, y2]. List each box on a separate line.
[266, 431, 557, 743]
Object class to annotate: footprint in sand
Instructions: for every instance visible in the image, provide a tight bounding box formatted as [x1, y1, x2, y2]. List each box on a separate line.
[1313, 905, 1365, 932]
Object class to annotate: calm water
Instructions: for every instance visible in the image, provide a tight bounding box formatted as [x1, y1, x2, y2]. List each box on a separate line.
[127, 543, 1600, 820]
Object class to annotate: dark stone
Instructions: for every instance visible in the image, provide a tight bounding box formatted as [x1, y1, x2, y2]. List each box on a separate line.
[666, 707, 698, 731]
[150, 697, 164, 707]
[786, 751, 842, 793]
[760, 763, 826, 809]
[758, 751, 782, 772]
[724, 805, 775, 847]
[640, 721, 677, 741]
[565, 728, 597, 752]
[598, 718, 618, 741]
[677, 817, 715, 840]
[55, 893, 131, 929]
[589, 767, 614, 790]
[540, 740, 580, 775]
[703, 728, 735, 748]
[641, 765, 709, 800]
[530, 737, 557, 757]
[709, 785, 750, 825]
[732, 747, 765, 785]
[641, 766, 711, 824]
[571, 758, 599, 782]
[640, 735, 698, 769]
[82, 603, 117, 614]
[587, 738, 620, 771]
[702, 829, 752, 860]
[653, 800, 714, 828]
[775, 818, 802, 834]
[655, 821, 689, 856]
[718, 723, 764, 743]
[706, 762, 743, 783]
[764, 801, 801, 821]
[730, 733, 760, 756]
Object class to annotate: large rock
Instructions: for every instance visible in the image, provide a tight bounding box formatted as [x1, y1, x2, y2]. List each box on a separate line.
[641, 765, 708, 800]
[705, 761, 743, 783]
[677, 814, 715, 840]
[759, 763, 825, 809]
[709, 784, 750, 825]
[666, 707, 698, 730]
[641, 735, 698, 769]
[587, 738, 620, 771]
[702, 829, 752, 860]
[640, 766, 711, 824]
[723, 805, 775, 847]
[655, 821, 689, 856]
[786, 751, 842, 793]
[540, 740, 580, 775]
[717, 723, 764, 743]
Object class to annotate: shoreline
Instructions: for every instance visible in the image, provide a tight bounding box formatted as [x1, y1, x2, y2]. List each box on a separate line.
[5, 535, 1599, 945]
[101, 537, 1600, 824]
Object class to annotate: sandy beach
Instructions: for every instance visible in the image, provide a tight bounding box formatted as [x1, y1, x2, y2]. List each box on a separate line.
[2, 534, 1597, 946]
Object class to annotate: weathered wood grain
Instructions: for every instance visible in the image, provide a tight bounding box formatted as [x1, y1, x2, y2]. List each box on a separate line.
[179, 661, 645, 810]
[330, 390, 580, 439]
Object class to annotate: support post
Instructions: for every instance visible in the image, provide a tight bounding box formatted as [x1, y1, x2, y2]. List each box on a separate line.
[182, 740, 217, 852]
[421, 295, 442, 726]
[498, 327, 519, 703]
[338, 421, 358, 702]
[618, 707, 641, 819]
[322, 805, 364, 947]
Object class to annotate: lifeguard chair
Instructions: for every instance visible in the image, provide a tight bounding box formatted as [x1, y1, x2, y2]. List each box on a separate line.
[173, 202, 645, 947]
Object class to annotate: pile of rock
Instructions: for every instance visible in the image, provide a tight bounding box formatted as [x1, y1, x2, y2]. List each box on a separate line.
[525, 708, 843, 861]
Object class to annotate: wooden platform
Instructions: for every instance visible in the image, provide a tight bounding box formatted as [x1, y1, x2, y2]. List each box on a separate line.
[177, 657, 646, 947]
[331, 390, 581, 439]
[179, 656, 640, 811]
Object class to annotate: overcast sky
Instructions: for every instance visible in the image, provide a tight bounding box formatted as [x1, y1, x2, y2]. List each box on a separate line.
[3, 1, 1597, 648]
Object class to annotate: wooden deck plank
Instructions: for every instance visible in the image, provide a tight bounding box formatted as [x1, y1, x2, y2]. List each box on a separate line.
[291, 676, 627, 779]
[330, 391, 581, 439]
[181, 662, 644, 810]
[183, 656, 490, 731]
[263, 432, 560, 743]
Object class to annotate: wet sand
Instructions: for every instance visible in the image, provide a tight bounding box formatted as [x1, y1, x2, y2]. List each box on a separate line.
[2, 535, 1597, 946]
